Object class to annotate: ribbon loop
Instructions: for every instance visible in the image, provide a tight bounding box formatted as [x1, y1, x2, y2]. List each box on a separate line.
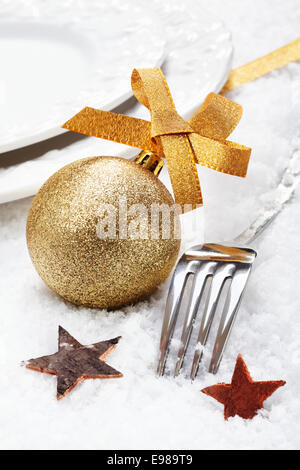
[189, 92, 243, 140]
[63, 68, 251, 210]
[132, 68, 193, 138]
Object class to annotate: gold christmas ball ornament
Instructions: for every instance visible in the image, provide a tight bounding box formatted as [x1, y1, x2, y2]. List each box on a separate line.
[27, 154, 181, 309]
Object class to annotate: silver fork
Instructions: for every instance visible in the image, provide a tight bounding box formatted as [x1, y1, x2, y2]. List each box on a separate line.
[157, 147, 300, 379]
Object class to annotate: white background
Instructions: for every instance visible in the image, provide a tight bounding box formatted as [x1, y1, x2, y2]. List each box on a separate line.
[0, 0, 300, 449]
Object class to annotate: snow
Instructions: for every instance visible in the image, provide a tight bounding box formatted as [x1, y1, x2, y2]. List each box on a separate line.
[1, 0, 300, 450]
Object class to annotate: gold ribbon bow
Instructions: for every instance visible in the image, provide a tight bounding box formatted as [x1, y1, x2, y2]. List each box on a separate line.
[63, 68, 251, 209]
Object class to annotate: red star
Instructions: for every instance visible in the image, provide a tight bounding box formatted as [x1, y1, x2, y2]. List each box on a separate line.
[201, 354, 285, 420]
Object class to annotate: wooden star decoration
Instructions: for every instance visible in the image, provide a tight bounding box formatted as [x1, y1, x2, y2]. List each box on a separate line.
[201, 354, 285, 420]
[24, 326, 123, 400]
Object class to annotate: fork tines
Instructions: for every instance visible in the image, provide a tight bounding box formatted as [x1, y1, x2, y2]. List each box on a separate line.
[157, 243, 256, 379]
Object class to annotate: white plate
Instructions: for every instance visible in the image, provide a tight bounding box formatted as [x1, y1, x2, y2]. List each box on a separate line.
[0, 0, 166, 153]
[0, 1, 232, 204]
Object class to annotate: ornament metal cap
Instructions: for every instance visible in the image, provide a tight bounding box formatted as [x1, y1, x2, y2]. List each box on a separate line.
[134, 150, 164, 176]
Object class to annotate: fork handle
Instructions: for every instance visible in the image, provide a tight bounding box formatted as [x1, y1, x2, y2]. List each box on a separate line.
[234, 148, 300, 245]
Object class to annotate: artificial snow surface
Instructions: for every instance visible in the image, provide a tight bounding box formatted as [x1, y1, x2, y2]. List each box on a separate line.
[1, 0, 300, 450]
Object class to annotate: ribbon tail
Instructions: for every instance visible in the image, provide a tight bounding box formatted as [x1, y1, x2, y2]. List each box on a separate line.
[189, 133, 251, 177]
[62, 107, 159, 154]
[221, 37, 300, 94]
[159, 134, 203, 210]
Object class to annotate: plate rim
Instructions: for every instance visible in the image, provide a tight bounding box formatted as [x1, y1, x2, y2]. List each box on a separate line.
[0, 2, 167, 154]
[0, 47, 167, 154]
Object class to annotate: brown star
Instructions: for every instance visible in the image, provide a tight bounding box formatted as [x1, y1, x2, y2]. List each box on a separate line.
[24, 326, 123, 400]
[201, 354, 285, 420]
